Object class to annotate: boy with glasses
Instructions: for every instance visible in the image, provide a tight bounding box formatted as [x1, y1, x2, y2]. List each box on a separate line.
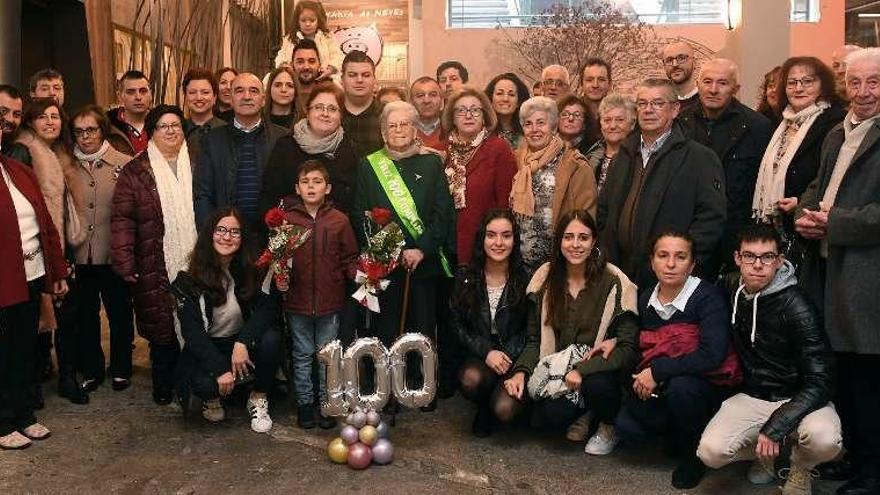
[698, 223, 840, 495]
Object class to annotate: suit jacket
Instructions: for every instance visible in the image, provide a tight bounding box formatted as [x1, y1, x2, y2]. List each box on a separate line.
[597, 126, 727, 289]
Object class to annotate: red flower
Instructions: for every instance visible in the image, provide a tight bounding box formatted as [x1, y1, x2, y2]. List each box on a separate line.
[370, 207, 392, 226]
[256, 249, 273, 268]
[264, 207, 286, 229]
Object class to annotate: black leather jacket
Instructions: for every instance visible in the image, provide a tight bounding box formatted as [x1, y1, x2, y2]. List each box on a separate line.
[450, 265, 529, 362]
[725, 270, 834, 441]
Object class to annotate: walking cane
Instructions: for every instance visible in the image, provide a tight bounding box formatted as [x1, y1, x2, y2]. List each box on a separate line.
[399, 268, 413, 336]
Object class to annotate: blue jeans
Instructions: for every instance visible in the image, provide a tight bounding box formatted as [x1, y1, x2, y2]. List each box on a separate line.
[288, 312, 339, 406]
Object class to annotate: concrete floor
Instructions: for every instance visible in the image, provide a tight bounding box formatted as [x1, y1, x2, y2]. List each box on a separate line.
[1, 335, 844, 494]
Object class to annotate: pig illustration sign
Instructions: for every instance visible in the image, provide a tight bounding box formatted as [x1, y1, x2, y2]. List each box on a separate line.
[334, 24, 384, 65]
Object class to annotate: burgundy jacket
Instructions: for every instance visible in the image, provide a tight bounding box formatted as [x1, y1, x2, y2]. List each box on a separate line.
[110, 153, 178, 345]
[446, 135, 517, 265]
[280, 197, 358, 316]
[0, 156, 67, 307]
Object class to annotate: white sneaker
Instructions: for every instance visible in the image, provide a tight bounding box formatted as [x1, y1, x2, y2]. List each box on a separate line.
[247, 396, 272, 433]
[747, 458, 776, 485]
[201, 399, 225, 423]
[584, 423, 618, 456]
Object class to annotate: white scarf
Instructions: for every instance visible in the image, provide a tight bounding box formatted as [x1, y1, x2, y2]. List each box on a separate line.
[752, 102, 830, 221]
[147, 140, 196, 285]
[74, 140, 111, 164]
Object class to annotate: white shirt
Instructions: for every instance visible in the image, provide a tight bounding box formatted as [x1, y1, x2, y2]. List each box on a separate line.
[679, 86, 698, 101]
[640, 128, 673, 166]
[233, 118, 262, 133]
[648, 275, 701, 321]
[209, 271, 244, 338]
[1, 163, 45, 281]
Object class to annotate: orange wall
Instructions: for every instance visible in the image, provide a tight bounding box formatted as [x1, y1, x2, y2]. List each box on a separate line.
[415, 0, 844, 88]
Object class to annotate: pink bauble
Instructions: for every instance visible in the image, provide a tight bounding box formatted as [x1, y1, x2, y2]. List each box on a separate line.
[341, 425, 359, 445]
[372, 438, 394, 465]
[347, 442, 373, 470]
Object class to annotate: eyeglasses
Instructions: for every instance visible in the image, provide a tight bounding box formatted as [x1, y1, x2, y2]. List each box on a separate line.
[541, 79, 568, 88]
[738, 252, 779, 265]
[560, 110, 584, 120]
[309, 103, 340, 114]
[213, 226, 242, 238]
[73, 126, 100, 138]
[454, 106, 484, 118]
[156, 122, 181, 133]
[663, 54, 690, 66]
[785, 76, 817, 89]
[386, 120, 413, 131]
[636, 100, 674, 110]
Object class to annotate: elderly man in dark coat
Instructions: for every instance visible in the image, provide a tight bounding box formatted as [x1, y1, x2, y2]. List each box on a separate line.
[598, 78, 726, 290]
[795, 47, 880, 495]
[678, 58, 773, 275]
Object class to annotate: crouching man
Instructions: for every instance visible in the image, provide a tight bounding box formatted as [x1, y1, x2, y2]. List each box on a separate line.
[697, 224, 841, 495]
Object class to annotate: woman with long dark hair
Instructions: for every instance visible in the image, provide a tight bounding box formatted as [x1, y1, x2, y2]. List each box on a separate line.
[451, 209, 530, 437]
[265, 66, 297, 130]
[484, 73, 531, 150]
[504, 210, 639, 444]
[172, 207, 282, 432]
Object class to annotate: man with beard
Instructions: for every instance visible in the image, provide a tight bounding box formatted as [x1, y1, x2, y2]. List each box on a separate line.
[661, 41, 699, 112]
[108, 70, 153, 155]
[409, 77, 445, 149]
[194, 73, 286, 229]
[341, 50, 383, 158]
[0, 85, 24, 160]
[291, 39, 321, 118]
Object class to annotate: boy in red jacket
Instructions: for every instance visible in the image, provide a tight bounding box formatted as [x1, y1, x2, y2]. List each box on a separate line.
[282, 160, 358, 429]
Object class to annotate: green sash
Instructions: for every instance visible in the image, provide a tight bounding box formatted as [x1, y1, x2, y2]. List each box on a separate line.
[367, 150, 452, 277]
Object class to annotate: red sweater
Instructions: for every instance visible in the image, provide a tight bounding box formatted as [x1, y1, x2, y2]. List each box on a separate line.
[0, 156, 67, 307]
[447, 135, 517, 265]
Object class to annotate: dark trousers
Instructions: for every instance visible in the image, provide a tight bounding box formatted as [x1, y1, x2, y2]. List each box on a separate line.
[534, 370, 622, 431]
[0, 279, 43, 436]
[53, 278, 80, 377]
[435, 276, 460, 391]
[370, 272, 436, 347]
[183, 331, 283, 400]
[616, 375, 727, 457]
[834, 352, 880, 476]
[74, 264, 134, 380]
[149, 342, 180, 393]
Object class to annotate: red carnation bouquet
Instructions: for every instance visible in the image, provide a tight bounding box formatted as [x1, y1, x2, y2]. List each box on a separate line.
[352, 207, 405, 312]
[257, 207, 311, 292]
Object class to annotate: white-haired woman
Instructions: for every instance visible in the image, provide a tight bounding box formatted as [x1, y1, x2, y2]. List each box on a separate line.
[584, 93, 637, 193]
[510, 96, 597, 272]
[353, 100, 455, 348]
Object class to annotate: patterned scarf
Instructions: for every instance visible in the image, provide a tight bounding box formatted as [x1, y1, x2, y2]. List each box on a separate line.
[752, 101, 830, 221]
[293, 118, 344, 157]
[445, 128, 488, 209]
[510, 135, 566, 217]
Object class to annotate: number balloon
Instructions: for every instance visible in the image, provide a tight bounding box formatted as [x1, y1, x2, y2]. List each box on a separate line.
[389, 333, 437, 409]
[343, 337, 391, 412]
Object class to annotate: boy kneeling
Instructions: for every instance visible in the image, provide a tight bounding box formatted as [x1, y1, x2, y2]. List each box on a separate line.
[697, 224, 841, 495]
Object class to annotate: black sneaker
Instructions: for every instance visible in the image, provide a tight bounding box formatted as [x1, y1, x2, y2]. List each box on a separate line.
[672, 456, 707, 489]
[152, 388, 173, 406]
[297, 404, 316, 429]
[318, 414, 336, 429]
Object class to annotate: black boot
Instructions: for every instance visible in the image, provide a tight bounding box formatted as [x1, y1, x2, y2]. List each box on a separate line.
[817, 456, 859, 482]
[58, 370, 89, 404]
[672, 455, 707, 489]
[472, 406, 493, 437]
[837, 475, 880, 495]
[297, 404, 316, 429]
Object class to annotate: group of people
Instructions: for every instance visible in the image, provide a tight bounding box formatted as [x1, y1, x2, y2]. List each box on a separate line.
[0, 2, 878, 493]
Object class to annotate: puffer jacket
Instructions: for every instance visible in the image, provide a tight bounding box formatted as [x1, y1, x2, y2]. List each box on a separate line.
[725, 261, 834, 441]
[280, 198, 358, 316]
[450, 264, 530, 361]
[111, 152, 196, 345]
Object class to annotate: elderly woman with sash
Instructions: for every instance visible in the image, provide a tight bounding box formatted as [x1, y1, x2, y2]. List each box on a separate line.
[353, 99, 455, 364]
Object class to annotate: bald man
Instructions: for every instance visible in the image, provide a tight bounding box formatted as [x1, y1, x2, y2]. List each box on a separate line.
[832, 44, 861, 100]
[678, 58, 773, 275]
[661, 41, 699, 112]
[195, 72, 288, 228]
[540, 64, 571, 101]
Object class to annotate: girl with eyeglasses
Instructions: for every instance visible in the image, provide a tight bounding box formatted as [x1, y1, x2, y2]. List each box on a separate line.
[111, 105, 196, 405]
[172, 207, 283, 432]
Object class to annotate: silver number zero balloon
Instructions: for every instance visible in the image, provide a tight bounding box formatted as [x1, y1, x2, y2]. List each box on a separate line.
[343, 337, 391, 412]
[389, 333, 437, 408]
